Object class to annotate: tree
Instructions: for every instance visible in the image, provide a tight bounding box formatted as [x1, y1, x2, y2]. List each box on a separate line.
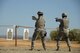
[69, 29, 80, 41]
[50, 30, 58, 40]
[50, 29, 80, 43]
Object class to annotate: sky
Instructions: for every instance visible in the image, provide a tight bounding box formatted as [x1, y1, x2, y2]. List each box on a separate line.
[0, 0, 80, 37]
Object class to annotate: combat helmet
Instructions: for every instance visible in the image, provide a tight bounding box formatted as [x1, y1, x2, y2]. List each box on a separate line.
[62, 13, 67, 18]
[37, 11, 43, 15]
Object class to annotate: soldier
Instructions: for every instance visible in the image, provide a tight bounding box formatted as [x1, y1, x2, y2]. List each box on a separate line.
[55, 13, 71, 51]
[30, 11, 47, 50]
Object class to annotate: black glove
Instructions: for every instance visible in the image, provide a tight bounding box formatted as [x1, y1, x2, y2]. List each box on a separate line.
[55, 17, 58, 22]
[44, 31, 47, 37]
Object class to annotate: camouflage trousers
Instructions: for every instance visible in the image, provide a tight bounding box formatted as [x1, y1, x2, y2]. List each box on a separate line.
[31, 29, 46, 50]
[56, 28, 71, 50]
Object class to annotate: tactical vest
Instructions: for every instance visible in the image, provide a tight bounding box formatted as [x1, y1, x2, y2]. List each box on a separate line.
[62, 18, 69, 29]
[35, 16, 45, 29]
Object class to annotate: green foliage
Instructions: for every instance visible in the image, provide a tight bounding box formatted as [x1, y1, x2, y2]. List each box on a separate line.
[69, 30, 77, 41]
[50, 29, 80, 43]
[69, 29, 80, 41]
[50, 30, 58, 40]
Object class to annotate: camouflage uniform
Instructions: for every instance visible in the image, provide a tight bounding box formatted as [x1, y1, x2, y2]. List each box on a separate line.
[55, 13, 71, 51]
[30, 11, 47, 50]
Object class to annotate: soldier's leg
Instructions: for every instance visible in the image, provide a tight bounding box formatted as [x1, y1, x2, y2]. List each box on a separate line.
[66, 38, 71, 51]
[64, 33, 71, 51]
[41, 31, 46, 50]
[65, 38, 71, 51]
[56, 32, 62, 51]
[30, 31, 37, 50]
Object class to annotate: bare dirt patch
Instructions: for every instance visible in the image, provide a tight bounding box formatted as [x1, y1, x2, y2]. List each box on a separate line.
[0, 38, 80, 53]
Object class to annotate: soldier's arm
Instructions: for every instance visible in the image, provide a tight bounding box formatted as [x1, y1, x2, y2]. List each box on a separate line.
[35, 22, 37, 27]
[44, 20, 46, 27]
[32, 16, 38, 20]
[55, 18, 62, 22]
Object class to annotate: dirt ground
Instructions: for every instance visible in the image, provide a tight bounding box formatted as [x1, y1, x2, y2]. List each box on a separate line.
[0, 38, 80, 53]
